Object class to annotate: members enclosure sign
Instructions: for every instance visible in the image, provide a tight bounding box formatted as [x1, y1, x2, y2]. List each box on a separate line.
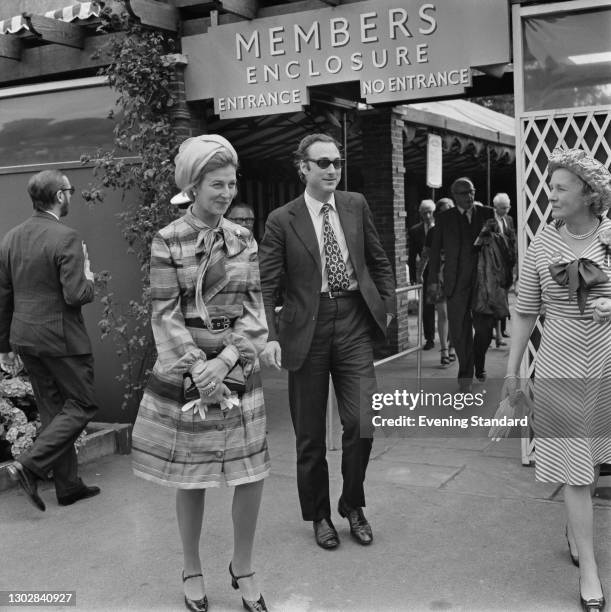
[183, 0, 510, 119]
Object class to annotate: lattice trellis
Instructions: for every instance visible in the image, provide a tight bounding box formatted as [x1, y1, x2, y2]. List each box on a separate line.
[518, 107, 611, 463]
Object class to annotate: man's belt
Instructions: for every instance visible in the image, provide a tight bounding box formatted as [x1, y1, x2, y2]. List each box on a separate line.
[184, 316, 236, 331]
[320, 290, 360, 299]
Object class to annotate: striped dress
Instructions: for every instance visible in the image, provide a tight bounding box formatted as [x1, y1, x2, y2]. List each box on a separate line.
[517, 217, 611, 485]
[131, 210, 270, 488]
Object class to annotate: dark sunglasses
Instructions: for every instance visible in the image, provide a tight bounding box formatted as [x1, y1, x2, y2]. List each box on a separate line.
[229, 217, 255, 224]
[306, 158, 343, 170]
[59, 186, 76, 195]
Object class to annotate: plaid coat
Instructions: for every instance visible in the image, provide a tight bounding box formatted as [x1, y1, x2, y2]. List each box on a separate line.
[132, 209, 270, 488]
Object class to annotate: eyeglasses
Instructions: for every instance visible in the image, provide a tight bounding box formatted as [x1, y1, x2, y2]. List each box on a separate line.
[229, 217, 255, 225]
[59, 186, 75, 195]
[306, 158, 344, 169]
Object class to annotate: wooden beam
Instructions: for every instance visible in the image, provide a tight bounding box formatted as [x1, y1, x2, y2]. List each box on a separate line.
[0, 33, 123, 85]
[173, 0, 217, 8]
[0, 35, 22, 61]
[174, 0, 257, 18]
[24, 13, 84, 49]
[218, 0, 258, 20]
[181, 13, 243, 35]
[126, 0, 179, 31]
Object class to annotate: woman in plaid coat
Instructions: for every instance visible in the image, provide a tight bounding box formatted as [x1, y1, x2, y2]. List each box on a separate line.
[132, 135, 269, 612]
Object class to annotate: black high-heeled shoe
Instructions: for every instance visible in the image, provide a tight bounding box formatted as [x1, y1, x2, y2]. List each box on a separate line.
[565, 524, 580, 567]
[579, 578, 606, 611]
[182, 571, 208, 612]
[229, 562, 268, 612]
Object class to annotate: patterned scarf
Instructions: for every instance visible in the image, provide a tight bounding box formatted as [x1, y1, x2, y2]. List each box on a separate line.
[183, 209, 247, 328]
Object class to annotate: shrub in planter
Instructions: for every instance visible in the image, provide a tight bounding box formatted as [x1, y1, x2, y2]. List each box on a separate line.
[0, 373, 89, 462]
[0, 375, 40, 461]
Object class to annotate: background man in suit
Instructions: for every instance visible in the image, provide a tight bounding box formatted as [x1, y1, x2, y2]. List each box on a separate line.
[492, 192, 516, 344]
[0, 169, 100, 512]
[428, 177, 495, 392]
[225, 201, 256, 233]
[259, 134, 395, 550]
[408, 199, 437, 350]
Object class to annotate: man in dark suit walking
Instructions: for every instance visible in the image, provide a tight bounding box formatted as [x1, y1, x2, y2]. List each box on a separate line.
[492, 192, 516, 343]
[408, 199, 436, 350]
[0, 169, 100, 511]
[259, 134, 395, 549]
[428, 177, 495, 392]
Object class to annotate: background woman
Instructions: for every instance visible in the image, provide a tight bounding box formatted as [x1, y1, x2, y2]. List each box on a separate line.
[502, 148, 611, 611]
[131, 135, 269, 612]
[424, 197, 456, 366]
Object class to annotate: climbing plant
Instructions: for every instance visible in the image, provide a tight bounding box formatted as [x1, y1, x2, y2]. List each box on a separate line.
[81, 1, 182, 408]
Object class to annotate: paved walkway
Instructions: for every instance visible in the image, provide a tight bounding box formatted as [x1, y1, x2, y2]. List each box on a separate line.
[1, 324, 610, 611]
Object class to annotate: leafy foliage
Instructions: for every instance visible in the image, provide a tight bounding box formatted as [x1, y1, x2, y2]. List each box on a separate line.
[81, 1, 182, 408]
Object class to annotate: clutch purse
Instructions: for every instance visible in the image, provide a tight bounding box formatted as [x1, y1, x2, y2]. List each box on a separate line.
[224, 363, 246, 395]
[183, 363, 246, 401]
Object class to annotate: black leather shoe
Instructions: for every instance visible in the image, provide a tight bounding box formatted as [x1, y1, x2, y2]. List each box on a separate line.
[313, 517, 340, 549]
[475, 371, 487, 383]
[182, 571, 208, 612]
[228, 562, 268, 612]
[7, 462, 45, 511]
[57, 484, 100, 506]
[423, 340, 435, 350]
[337, 497, 373, 545]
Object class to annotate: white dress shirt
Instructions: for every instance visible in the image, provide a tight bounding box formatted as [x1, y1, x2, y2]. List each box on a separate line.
[304, 190, 358, 292]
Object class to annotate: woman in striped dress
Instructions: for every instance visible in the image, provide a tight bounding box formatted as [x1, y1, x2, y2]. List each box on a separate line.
[504, 149, 611, 612]
[131, 135, 269, 612]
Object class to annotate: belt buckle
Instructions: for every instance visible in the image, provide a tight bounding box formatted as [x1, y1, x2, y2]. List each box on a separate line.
[210, 316, 230, 331]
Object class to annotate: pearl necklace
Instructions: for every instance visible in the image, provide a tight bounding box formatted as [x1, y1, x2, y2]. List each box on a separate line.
[564, 220, 600, 240]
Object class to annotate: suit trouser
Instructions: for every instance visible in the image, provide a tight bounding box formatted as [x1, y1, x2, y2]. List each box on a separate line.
[288, 294, 375, 522]
[421, 269, 435, 342]
[18, 353, 98, 498]
[447, 289, 495, 381]
[422, 303, 435, 342]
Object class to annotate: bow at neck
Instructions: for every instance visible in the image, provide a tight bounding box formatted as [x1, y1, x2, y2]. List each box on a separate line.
[183, 209, 248, 257]
[548, 258, 608, 314]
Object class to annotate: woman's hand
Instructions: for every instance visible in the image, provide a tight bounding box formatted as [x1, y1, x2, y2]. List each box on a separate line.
[592, 297, 611, 324]
[490, 375, 521, 441]
[192, 357, 230, 396]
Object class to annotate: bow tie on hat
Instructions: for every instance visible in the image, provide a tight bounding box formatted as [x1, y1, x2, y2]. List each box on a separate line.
[548, 258, 608, 314]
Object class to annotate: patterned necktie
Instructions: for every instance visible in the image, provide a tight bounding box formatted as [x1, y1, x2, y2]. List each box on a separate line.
[321, 203, 350, 291]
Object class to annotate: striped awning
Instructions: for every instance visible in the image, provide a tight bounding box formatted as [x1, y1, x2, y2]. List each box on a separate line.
[0, 1, 101, 35]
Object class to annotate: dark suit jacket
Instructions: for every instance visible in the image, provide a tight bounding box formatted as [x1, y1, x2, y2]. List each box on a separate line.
[407, 222, 427, 283]
[259, 191, 396, 371]
[0, 212, 94, 356]
[428, 205, 494, 299]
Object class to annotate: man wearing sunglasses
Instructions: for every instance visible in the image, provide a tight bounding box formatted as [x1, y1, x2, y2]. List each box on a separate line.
[0, 169, 99, 512]
[259, 133, 395, 550]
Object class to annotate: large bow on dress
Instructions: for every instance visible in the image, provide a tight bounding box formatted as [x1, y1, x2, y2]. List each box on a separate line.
[548, 258, 608, 314]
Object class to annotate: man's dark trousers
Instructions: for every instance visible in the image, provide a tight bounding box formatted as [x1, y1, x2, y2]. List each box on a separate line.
[288, 294, 375, 521]
[447, 289, 494, 380]
[422, 268, 435, 343]
[18, 353, 98, 498]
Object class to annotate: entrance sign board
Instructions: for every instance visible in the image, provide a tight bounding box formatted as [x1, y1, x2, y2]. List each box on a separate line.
[183, 0, 510, 119]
